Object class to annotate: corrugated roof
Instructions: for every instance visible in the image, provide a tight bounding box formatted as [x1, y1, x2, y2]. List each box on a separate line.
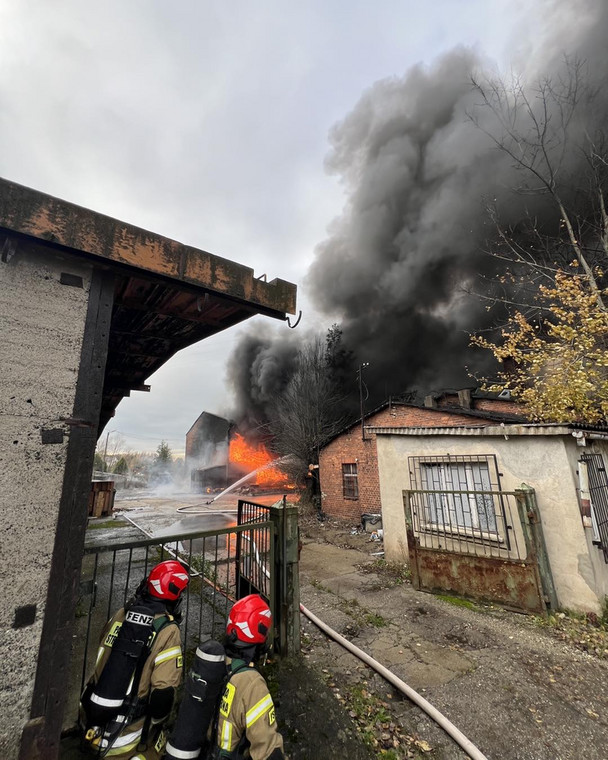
[367, 423, 608, 438]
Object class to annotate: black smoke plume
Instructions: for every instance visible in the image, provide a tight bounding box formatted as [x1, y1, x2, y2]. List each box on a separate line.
[228, 0, 608, 425]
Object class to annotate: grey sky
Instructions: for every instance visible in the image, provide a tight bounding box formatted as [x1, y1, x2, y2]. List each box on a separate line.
[0, 0, 581, 453]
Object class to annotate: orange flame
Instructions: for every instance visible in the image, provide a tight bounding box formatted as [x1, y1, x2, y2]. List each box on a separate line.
[229, 433, 290, 487]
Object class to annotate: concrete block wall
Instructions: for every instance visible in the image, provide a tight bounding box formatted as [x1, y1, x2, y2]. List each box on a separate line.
[319, 404, 487, 523]
[0, 243, 92, 759]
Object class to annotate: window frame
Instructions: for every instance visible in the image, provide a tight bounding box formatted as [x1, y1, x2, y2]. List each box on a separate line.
[408, 454, 507, 545]
[342, 462, 359, 500]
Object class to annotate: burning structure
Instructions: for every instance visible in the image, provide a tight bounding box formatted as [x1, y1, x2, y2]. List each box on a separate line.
[186, 412, 291, 494]
[186, 411, 234, 490]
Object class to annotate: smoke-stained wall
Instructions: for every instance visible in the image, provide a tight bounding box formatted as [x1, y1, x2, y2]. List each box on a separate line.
[228, 0, 608, 423]
[0, 243, 100, 760]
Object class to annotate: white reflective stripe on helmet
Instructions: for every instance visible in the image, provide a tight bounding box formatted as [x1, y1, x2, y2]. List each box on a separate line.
[89, 693, 124, 708]
[165, 742, 201, 759]
[260, 609, 271, 618]
[154, 645, 182, 665]
[195, 648, 225, 662]
[150, 579, 163, 594]
[236, 620, 254, 639]
[245, 694, 273, 727]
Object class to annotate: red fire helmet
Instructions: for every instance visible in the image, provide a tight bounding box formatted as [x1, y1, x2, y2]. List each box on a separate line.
[147, 560, 190, 601]
[226, 594, 272, 645]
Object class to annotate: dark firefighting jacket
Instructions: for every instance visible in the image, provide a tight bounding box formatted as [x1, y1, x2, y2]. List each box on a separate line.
[83, 607, 183, 757]
[215, 658, 284, 760]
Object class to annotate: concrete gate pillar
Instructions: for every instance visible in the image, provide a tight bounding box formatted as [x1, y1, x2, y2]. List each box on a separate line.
[0, 235, 113, 760]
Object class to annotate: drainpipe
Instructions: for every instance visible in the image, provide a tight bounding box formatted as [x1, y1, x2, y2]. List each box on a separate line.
[358, 362, 369, 440]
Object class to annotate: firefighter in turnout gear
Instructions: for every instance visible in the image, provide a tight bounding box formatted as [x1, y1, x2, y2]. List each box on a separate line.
[80, 560, 189, 759]
[215, 594, 285, 760]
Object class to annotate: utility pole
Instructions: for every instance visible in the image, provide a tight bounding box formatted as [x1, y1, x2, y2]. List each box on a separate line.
[102, 429, 115, 472]
[358, 362, 369, 440]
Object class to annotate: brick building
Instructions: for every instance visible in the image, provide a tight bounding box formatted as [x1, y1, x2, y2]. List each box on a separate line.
[318, 389, 525, 523]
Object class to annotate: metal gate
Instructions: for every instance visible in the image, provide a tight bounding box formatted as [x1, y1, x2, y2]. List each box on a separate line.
[236, 499, 274, 598]
[403, 486, 555, 614]
[67, 513, 274, 730]
[580, 452, 608, 562]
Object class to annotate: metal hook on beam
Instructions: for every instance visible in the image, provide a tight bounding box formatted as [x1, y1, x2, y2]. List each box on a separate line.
[287, 310, 302, 329]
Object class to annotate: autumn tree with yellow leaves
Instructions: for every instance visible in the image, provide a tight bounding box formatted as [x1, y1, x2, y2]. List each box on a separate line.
[469, 59, 608, 422]
[472, 270, 608, 423]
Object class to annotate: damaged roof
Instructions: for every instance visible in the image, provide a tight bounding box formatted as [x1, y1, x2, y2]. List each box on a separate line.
[322, 393, 527, 447]
[0, 178, 297, 433]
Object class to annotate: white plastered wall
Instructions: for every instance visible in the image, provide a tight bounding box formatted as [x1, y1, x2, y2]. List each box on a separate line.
[562, 437, 608, 606]
[0, 244, 92, 759]
[376, 433, 602, 614]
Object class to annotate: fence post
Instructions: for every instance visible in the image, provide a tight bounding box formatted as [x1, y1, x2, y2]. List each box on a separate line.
[402, 490, 421, 590]
[515, 484, 558, 611]
[269, 498, 301, 656]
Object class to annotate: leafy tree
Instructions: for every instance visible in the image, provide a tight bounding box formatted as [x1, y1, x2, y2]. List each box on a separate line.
[93, 452, 106, 472]
[155, 440, 173, 465]
[112, 457, 129, 475]
[472, 269, 608, 423]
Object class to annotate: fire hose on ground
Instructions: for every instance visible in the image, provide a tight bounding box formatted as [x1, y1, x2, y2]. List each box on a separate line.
[300, 603, 489, 760]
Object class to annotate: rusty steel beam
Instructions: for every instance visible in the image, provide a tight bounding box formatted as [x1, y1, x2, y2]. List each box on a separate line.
[0, 178, 296, 318]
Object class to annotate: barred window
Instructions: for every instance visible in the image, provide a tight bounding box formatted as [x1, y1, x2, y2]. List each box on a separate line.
[342, 463, 359, 499]
[409, 455, 502, 539]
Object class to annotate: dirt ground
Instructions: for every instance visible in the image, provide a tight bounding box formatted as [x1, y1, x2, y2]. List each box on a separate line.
[290, 513, 608, 760]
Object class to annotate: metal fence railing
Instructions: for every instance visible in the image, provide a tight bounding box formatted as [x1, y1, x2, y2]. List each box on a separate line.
[404, 489, 525, 560]
[73, 518, 274, 713]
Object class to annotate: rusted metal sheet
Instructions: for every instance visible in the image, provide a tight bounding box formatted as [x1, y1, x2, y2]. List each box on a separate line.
[404, 488, 547, 615]
[0, 178, 296, 315]
[408, 537, 546, 614]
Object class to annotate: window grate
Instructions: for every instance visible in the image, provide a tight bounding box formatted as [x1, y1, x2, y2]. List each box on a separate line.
[407, 454, 514, 553]
[580, 452, 608, 563]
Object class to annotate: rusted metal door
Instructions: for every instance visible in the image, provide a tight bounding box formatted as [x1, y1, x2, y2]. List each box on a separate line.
[403, 487, 552, 614]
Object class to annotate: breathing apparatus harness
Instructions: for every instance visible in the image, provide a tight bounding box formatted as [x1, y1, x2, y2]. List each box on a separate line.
[81, 590, 177, 758]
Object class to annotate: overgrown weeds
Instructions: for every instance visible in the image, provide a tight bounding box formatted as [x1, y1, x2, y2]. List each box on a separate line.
[534, 603, 608, 659]
[323, 678, 433, 759]
[436, 594, 479, 611]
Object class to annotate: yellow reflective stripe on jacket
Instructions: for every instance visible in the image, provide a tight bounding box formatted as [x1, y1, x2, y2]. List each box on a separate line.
[245, 694, 273, 728]
[220, 718, 233, 750]
[154, 645, 181, 666]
